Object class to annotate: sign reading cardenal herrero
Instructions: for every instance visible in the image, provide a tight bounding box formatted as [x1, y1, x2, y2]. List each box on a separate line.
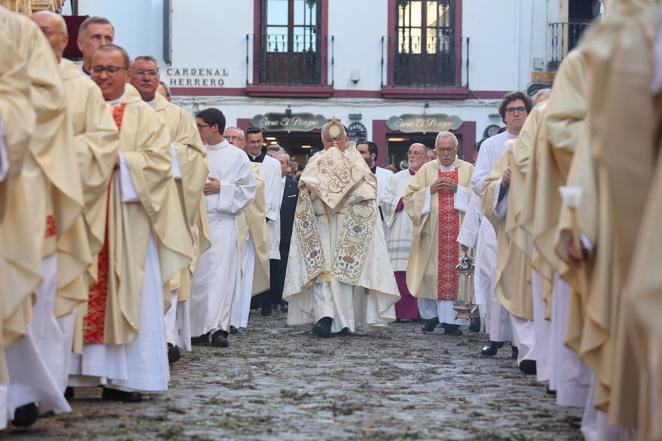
[165, 67, 229, 87]
[251, 113, 327, 132]
[387, 114, 463, 134]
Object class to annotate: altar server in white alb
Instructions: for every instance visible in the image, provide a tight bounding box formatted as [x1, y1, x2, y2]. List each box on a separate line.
[380, 143, 428, 321]
[189, 108, 256, 348]
[357, 141, 393, 205]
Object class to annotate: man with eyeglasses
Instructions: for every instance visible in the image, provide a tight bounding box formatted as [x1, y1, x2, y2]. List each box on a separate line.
[405, 133, 474, 335]
[0, 3, 88, 426]
[481, 90, 551, 376]
[128, 55, 210, 364]
[224, 126, 269, 334]
[380, 143, 427, 321]
[69, 44, 191, 404]
[471, 91, 532, 359]
[189, 109, 256, 349]
[32, 9, 120, 402]
[76, 16, 114, 78]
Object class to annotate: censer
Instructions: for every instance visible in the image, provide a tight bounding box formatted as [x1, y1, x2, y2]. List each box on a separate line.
[453, 252, 478, 321]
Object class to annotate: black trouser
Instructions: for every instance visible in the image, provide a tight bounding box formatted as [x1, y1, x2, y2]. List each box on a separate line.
[253, 259, 282, 307]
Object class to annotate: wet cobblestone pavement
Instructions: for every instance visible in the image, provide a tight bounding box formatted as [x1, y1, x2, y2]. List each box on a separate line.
[2, 311, 583, 440]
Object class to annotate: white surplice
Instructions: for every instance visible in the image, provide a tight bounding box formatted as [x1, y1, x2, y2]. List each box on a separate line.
[375, 166, 394, 205]
[231, 236, 254, 330]
[380, 169, 415, 271]
[190, 141, 255, 336]
[531, 270, 551, 382]
[253, 154, 281, 260]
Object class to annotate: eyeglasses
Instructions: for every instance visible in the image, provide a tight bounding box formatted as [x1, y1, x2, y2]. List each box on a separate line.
[505, 106, 527, 115]
[134, 69, 158, 77]
[196, 124, 210, 129]
[436, 148, 456, 154]
[91, 65, 127, 75]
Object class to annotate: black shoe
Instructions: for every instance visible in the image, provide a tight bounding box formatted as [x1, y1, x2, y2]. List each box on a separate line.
[511, 346, 519, 360]
[12, 402, 38, 427]
[279, 301, 288, 313]
[191, 332, 210, 346]
[469, 316, 481, 332]
[229, 326, 239, 335]
[312, 317, 332, 338]
[261, 303, 272, 316]
[421, 317, 440, 333]
[64, 387, 74, 400]
[211, 330, 229, 348]
[546, 385, 556, 396]
[519, 359, 537, 375]
[481, 341, 503, 356]
[442, 324, 463, 336]
[332, 327, 351, 337]
[167, 343, 181, 364]
[101, 387, 142, 403]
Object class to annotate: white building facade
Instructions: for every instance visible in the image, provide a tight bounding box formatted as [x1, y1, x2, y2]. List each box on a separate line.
[62, 0, 599, 166]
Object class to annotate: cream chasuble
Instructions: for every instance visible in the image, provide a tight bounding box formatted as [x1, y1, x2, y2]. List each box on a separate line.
[482, 144, 533, 321]
[82, 84, 190, 346]
[59, 58, 119, 319]
[1, 7, 88, 349]
[152, 93, 209, 301]
[0, 24, 35, 393]
[404, 158, 473, 302]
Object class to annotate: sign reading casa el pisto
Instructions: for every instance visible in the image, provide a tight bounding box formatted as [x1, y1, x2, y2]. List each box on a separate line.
[251, 113, 327, 132]
[165, 67, 229, 87]
[387, 113, 463, 133]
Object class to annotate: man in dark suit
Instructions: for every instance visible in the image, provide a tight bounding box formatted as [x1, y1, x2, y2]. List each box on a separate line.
[273, 152, 298, 311]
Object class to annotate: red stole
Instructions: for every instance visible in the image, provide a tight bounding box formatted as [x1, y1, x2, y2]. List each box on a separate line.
[436, 169, 459, 301]
[83, 104, 125, 344]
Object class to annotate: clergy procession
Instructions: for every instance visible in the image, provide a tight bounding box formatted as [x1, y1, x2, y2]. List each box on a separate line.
[1, 0, 662, 439]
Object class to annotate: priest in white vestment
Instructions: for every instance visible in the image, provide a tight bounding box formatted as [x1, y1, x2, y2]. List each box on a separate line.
[189, 109, 256, 348]
[380, 143, 427, 320]
[404, 132, 473, 335]
[284, 120, 400, 337]
[32, 11, 120, 397]
[245, 127, 282, 316]
[472, 92, 531, 357]
[68, 45, 190, 403]
[2, 6, 90, 425]
[357, 141, 394, 203]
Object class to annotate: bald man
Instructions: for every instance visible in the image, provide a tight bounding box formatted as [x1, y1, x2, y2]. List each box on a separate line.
[380, 143, 428, 320]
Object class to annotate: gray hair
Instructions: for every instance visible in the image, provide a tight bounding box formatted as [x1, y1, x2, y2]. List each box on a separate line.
[78, 16, 114, 39]
[532, 88, 552, 105]
[266, 144, 285, 153]
[32, 10, 67, 36]
[275, 152, 290, 162]
[435, 131, 459, 147]
[132, 55, 159, 71]
[224, 127, 245, 140]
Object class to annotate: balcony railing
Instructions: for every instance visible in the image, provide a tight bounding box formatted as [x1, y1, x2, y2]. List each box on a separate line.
[246, 34, 334, 87]
[381, 35, 469, 89]
[547, 21, 592, 71]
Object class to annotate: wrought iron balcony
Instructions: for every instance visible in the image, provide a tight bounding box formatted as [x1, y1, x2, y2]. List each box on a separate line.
[381, 35, 469, 89]
[547, 21, 592, 71]
[246, 33, 334, 87]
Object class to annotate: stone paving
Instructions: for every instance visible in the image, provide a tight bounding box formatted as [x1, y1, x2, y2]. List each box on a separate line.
[1, 311, 583, 441]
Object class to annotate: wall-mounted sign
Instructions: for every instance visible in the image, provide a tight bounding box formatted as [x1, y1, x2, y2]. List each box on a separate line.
[386, 113, 463, 134]
[347, 122, 368, 144]
[251, 113, 327, 132]
[165, 67, 229, 87]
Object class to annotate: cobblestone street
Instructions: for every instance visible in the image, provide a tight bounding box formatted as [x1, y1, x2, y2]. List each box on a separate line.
[2, 312, 583, 441]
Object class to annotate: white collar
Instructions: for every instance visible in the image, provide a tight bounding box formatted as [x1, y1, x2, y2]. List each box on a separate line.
[105, 91, 126, 107]
[207, 139, 230, 151]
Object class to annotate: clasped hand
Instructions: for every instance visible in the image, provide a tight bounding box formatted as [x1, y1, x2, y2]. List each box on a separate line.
[430, 177, 457, 195]
[204, 177, 221, 195]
